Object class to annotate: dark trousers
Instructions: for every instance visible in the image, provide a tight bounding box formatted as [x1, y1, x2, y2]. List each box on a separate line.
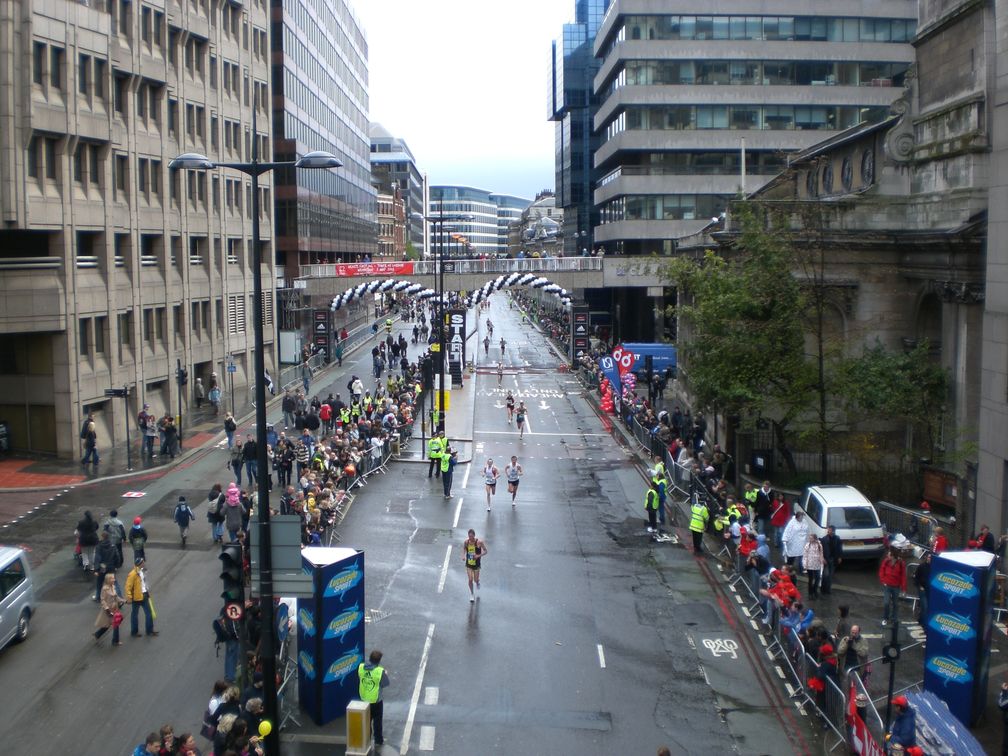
[821, 560, 837, 593]
[370, 699, 384, 744]
[94, 624, 120, 644]
[428, 456, 440, 478]
[807, 568, 821, 597]
[647, 507, 657, 529]
[442, 470, 453, 497]
[130, 595, 154, 635]
[692, 529, 703, 551]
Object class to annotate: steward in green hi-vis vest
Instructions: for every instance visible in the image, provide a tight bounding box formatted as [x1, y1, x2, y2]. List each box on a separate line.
[645, 485, 660, 531]
[689, 499, 709, 552]
[651, 462, 666, 487]
[351, 401, 362, 419]
[440, 451, 452, 473]
[358, 663, 384, 703]
[428, 437, 442, 460]
[340, 407, 351, 425]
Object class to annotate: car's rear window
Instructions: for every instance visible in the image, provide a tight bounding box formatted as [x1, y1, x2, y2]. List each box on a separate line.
[828, 506, 879, 530]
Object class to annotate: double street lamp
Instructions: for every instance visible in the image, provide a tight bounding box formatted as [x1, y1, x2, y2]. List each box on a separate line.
[411, 208, 474, 432]
[170, 130, 340, 754]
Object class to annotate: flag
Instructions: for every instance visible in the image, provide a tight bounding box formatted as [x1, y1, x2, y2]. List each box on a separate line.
[263, 370, 276, 396]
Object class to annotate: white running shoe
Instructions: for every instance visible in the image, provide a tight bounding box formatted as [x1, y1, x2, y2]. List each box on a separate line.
[470, 595, 475, 603]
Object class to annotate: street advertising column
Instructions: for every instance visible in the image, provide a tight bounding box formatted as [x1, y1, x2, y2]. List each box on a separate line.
[298, 547, 365, 725]
[313, 310, 332, 363]
[447, 308, 466, 387]
[570, 305, 589, 364]
[924, 550, 996, 725]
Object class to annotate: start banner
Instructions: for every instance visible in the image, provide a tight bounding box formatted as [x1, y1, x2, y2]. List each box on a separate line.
[335, 261, 414, 277]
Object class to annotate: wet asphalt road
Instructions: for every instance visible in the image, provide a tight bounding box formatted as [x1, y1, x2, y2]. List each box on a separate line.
[0, 300, 822, 755]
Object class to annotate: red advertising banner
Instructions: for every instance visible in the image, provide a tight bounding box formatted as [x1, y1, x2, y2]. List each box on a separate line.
[335, 261, 414, 277]
[848, 683, 885, 756]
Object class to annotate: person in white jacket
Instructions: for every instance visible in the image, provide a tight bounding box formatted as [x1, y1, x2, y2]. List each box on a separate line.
[782, 511, 810, 573]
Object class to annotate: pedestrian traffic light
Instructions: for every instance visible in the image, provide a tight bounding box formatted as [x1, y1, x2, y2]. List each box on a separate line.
[177, 367, 188, 386]
[220, 544, 244, 602]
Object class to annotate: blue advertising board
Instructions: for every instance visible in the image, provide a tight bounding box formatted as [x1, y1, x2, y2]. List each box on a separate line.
[297, 547, 366, 725]
[618, 343, 677, 375]
[923, 550, 995, 726]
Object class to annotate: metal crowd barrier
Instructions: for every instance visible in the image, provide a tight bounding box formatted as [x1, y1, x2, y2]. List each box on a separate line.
[876, 500, 938, 549]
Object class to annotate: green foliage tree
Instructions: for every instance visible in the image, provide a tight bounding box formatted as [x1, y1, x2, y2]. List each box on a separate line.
[404, 241, 420, 261]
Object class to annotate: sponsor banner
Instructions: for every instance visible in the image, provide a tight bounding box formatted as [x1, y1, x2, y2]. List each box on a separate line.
[335, 261, 414, 277]
[924, 550, 996, 726]
[847, 683, 885, 756]
[570, 305, 589, 363]
[447, 308, 466, 382]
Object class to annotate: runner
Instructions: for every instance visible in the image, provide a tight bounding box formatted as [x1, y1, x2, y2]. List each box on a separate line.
[483, 335, 490, 357]
[483, 458, 499, 512]
[515, 401, 528, 439]
[499, 337, 506, 358]
[505, 455, 523, 507]
[497, 361, 504, 387]
[505, 391, 515, 424]
[462, 529, 487, 602]
[487, 319, 493, 338]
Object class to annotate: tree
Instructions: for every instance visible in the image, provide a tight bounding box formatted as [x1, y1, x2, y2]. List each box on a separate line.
[404, 241, 420, 261]
[663, 204, 808, 474]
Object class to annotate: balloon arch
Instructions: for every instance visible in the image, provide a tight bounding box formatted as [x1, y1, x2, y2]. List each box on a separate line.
[330, 273, 573, 312]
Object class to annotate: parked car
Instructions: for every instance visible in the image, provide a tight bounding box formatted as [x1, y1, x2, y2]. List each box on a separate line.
[0, 546, 36, 649]
[797, 485, 886, 559]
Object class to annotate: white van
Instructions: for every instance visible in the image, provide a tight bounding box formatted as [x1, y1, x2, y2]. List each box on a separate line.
[0, 546, 36, 649]
[798, 485, 886, 559]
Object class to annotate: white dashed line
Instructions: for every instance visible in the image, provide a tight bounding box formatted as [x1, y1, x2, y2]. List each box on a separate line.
[400, 623, 435, 756]
[597, 644, 606, 669]
[452, 497, 464, 529]
[418, 725, 435, 751]
[436, 545, 452, 593]
[423, 686, 439, 706]
[775, 666, 785, 679]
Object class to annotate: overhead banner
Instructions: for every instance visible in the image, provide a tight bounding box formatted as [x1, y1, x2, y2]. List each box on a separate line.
[335, 261, 414, 277]
[924, 550, 995, 726]
[447, 308, 466, 386]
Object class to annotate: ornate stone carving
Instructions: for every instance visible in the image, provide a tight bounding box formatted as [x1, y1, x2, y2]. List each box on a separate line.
[883, 64, 917, 164]
[927, 279, 985, 304]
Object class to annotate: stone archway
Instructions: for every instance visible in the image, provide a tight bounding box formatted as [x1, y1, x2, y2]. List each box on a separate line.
[915, 291, 942, 359]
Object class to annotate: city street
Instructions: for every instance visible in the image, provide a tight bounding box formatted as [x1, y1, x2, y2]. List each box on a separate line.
[8, 297, 1003, 754]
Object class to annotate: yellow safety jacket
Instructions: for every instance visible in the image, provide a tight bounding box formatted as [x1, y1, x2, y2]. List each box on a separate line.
[358, 664, 384, 703]
[645, 490, 659, 511]
[428, 438, 442, 460]
[689, 502, 709, 533]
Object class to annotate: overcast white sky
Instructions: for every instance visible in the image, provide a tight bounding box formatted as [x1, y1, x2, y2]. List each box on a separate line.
[354, 0, 573, 200]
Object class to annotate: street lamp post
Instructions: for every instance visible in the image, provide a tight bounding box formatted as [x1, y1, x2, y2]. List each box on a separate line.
[171, 119, 340, 755]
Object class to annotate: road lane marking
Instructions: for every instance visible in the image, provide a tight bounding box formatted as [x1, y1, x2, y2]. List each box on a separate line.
[452, 497, 464, 529]
[596, 644, 606, 669]
[400, 622, 435, 755]
[418, 726, 435, 751]
[462, 462, 471, 489]
[437, 545, 452, 593]
[424, 686, 439, 705]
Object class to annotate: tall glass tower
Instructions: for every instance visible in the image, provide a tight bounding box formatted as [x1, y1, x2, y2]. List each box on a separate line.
[549, 1, 610, 256]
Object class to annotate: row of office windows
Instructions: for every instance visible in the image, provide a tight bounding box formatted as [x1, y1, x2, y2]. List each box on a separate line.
[599, 194, 734, 223]
[598, 151, 787, 184]
[606, 15, 916, 50]
[607, 59, 909, 92]
[605, 104, 888, 138]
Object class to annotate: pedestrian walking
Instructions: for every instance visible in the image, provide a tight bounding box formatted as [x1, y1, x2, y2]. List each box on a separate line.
[241, 434, 258, 484]
[195, 377, 205, 409]
[441, 446, 457, 499]
[75, 510, 100, 572]
[208, 377, 222, 416]
[358, 650, 390, 746]
[138, 404, 157, 457]
[173, 496, 195, 547]
[162, 415, 179, 459]
[102, 509, 126, 568]
[93, 531, 118, 601]
[125, 556, 158, 637]
[483, 458, 499, 512]
[462, 529, 488, 602]
[128, 516, 148, 562]
[782, 510, 809, 572]
[820, 525, 843, 595]
[878, 548, 907, 627]
[207, 483, 226, 544]
[505, 456, 523, 507]
[224, 483, 243, 542]
[224, 413, 237, 449]
[93, 573, 123, 647]
[802, 533, 824, 598]
[496, 361, 504, 386]
[80, 414, 99, 467]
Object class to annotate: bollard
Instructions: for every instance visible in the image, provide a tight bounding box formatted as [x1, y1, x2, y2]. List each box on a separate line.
[345, 699, 372, 755]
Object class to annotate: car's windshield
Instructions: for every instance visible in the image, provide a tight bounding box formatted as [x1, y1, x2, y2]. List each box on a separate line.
[828, 506, 880, 530]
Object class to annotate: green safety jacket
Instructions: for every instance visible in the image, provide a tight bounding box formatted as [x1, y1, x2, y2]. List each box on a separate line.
[358, 664, 384, 703]
[351, 402, 362, 417]
[689, 502, 709, 533]
[651, 463, 666, 486]
[340, 408, 350, 425]
[440, 453, 452, 473]
[428, 438, 442, 459]
[645, 489, 659, 511]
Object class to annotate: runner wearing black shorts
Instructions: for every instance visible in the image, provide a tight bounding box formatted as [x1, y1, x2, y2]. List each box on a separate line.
[505, 456, 523, 507]
[505, 391, 515, 424]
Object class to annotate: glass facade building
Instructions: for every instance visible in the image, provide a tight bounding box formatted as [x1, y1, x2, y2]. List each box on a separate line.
[549, 0, 610, 256]
[592, 1, 917, 254]
[271, 0, 376, 276]
[429, 187, 531, 257]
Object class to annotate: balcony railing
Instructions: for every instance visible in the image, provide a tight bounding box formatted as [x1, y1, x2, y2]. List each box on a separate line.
[0, 256, 62, 270]
[298, 257, 603, 279]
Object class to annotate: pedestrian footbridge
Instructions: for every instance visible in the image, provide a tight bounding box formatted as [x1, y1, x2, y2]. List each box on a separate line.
[294, 256, 670, 300]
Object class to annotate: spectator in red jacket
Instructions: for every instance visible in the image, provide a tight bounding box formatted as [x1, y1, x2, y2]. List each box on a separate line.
[878, 549, 907, 627]
[930, 526, 949, 555]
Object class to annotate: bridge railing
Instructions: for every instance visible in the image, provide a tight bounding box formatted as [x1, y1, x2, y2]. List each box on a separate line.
[298, 257, 603, 279]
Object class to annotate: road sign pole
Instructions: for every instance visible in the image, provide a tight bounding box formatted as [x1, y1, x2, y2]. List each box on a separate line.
[124, 385, 132, 472]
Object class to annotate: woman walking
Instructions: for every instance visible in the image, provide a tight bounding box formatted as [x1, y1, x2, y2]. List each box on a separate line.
[803, 532, 825, 599]
[93, 573, 123, 647]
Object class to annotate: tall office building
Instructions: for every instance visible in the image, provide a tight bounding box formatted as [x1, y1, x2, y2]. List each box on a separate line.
[370, 123, 428, 256]
[429, 186, 531, 257]
[0, 0, 274, 457]
[271, 0, 376, 279]
[549, 0, 609, 256]
[593, 2, 917, 254]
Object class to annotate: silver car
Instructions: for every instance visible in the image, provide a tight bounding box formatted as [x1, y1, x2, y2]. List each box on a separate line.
[0, 546, 36, 649]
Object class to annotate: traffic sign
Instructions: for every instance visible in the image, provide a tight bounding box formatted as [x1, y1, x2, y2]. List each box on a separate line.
[225, 602, 244, 620]
[227, 363, 237, 373]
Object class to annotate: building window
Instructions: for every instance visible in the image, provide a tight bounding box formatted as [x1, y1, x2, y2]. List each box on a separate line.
[78, 54, 90, 95]
[44, 138, 58, 180]
[143, 308, 153, 343]
[118, 311, 132, 347]
[156, 307, 166, 341]
[74, 144, 85, 183]
[79, 318, 91, 356]
[168, 98, 177, 134]
[32, 42, 45, 85]
[94, 59, 106, 100]
[89, 144, 101, 185]
[95, 316, 107, 354]
[50, 46, 64, 90]
[173, 304, 182, 336]
[26, 137, 38, 179]
[118, 0, 130, 35]
[115, 154, 128, 194]
[114, 75, 127, 115]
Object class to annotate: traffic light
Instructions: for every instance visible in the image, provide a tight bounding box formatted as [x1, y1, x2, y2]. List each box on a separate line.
[220, 544, 244, 603]
[177, 367, 188, 386]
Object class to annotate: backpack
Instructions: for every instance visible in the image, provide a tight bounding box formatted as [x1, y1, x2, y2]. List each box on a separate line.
[224, 417, 237, 432]
[130, 530, 145, 551]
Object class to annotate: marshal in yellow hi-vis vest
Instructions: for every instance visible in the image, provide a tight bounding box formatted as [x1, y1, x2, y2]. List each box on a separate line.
[358, 663, 384, 703]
